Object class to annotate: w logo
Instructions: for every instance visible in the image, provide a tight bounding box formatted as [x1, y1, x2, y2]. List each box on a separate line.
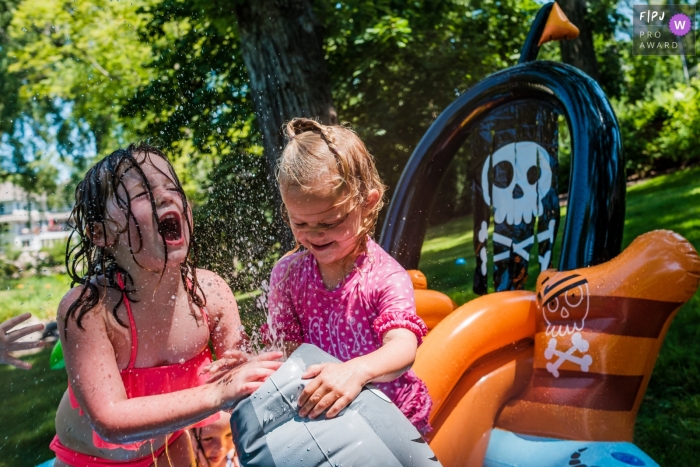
[669, 13, 692, 37]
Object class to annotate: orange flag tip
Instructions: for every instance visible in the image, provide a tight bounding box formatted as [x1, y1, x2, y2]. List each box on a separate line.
[538, 2, 580, 46]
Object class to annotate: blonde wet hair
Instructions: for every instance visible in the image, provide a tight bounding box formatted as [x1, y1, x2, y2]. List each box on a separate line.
[277, 118, 386, 257]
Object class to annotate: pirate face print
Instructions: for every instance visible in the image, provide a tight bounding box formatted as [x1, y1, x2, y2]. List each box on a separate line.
[538, 273, 590, 338]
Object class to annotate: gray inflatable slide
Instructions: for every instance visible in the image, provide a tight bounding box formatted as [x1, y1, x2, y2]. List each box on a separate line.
[231, 344, 442, 466]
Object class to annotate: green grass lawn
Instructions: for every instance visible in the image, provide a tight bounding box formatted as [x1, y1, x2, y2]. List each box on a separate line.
[418, 166, 700, 464]
[0, 275, 73, 323]
[2, 168, 700, 465]
[0, 350, 67, 466]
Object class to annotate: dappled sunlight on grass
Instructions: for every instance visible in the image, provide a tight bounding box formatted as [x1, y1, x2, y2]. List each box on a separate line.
[421, 230, 473, 254]
[624, 167, 700, 247]
[635, 293, 700, 462]
[419, 214, 478, 304]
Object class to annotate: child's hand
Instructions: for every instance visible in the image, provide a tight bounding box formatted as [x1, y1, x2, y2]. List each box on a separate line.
[297, 361, 368, 419]
[215, 352, 283, 409]
[205, 350, 281, 383]
[204, 349, 250, 382]
[0, 313, 45, 370]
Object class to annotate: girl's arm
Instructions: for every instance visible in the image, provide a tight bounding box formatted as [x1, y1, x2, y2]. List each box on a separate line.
[59, 287, 281, 445]
[203, 257, 306, 380]
[297, 328, 417, 419]
[265, 257, 304, 349]
[297, 267, 426, 420]
[197, 269, 245, 357]
[201, 267, 301, 378]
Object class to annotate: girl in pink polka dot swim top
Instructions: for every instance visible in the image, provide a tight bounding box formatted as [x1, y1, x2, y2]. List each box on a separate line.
[264, 118, 432, 434]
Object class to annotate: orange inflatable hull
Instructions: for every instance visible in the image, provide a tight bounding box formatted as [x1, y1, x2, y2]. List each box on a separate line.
[412, 230, 700, 466]
[414, 291, 536, 464]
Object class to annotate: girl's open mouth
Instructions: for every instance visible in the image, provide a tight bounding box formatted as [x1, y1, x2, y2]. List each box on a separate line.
[309, 241, 333, 252]
[158, 211, 183, 245]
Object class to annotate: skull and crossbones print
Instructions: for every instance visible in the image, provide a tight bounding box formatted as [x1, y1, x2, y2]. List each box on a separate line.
[480, 141, 555, 270]
[539, 273, 593, 377]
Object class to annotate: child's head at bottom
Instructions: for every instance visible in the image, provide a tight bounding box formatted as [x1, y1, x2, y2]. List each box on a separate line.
[194, 411, 235, 467]
[277, 118, 386, 264]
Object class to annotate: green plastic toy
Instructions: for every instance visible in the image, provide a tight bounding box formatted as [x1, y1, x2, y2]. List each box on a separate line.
[50, 340, 65, 370]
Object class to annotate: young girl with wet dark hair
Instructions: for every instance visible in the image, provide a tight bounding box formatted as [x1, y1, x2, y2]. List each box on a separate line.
[50, 143, 281, 467]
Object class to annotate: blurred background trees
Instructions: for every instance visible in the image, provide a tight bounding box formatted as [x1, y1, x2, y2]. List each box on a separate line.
[0, 0, 697, 291]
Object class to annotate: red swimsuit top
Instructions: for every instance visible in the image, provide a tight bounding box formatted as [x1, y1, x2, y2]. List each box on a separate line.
[67, 275, 218, 451]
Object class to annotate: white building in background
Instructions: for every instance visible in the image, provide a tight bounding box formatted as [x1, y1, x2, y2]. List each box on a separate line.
[0, 182, 72, 251]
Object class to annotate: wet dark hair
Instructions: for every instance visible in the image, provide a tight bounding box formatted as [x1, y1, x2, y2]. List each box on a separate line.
[64, 142, 206, 332]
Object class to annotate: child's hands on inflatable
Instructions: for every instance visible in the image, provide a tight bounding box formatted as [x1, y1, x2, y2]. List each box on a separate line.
[0, 313, 44, 370]
[215, 352, 284, 409]
[297, 360, 368, 419]
[205, 350, 282, 383]
[297, 329, 419, 419]
[204, 349, 251, 381]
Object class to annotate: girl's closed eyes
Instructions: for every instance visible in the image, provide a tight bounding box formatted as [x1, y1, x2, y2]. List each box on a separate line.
[290, 199, 358, 233]
[292, 214, 349, 231]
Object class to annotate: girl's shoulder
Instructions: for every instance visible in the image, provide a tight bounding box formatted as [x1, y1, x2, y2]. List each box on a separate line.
[270, 249, 310, 283]
[365, 238, 408, 276]
[57, 283, 119, 335]
[57, 281, 121, 317]
[194, 268, 235, 307]
[195, 268, 229, 292]
[57, 286, 87, 322]
[191, 269, 236, 333]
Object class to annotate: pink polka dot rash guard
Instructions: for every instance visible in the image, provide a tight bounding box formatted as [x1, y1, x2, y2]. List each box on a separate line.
[265, 238, 432, 434]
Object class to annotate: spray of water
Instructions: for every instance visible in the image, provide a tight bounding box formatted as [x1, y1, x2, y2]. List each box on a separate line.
[192, 149, 292, 356]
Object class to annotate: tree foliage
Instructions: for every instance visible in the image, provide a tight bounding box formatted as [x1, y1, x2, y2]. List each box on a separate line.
[8, 0, 153, 150]
[123, 0, 277, 291]
[320, 0, 541, 199]
[0, 0, 154, 203]
[0, 0, 21, 135]
[1, 0, 699, 290]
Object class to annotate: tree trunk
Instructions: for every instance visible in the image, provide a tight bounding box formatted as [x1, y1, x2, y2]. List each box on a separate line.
[558, 0, 599, 82]
[234, 0, 336, 248]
